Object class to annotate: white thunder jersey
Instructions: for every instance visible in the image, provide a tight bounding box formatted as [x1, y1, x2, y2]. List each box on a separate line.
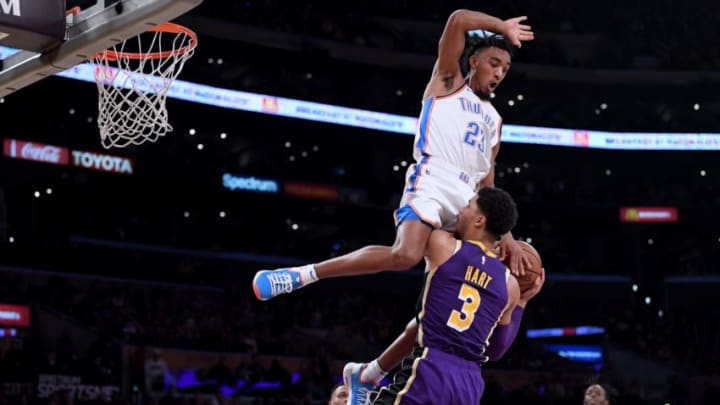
[399, 84, 502, 230]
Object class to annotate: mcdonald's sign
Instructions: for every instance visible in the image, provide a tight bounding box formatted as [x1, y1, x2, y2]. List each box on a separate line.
[262, 97, 279, 113]
[619, 207, 678, 223]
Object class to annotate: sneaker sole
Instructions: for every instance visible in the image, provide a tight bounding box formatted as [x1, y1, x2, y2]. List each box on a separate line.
[252, 271, 268, 301]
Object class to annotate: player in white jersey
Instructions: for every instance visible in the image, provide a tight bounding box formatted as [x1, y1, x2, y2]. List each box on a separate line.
[253, 8, 533, 297]
[253, 9, 533, 402]
[401, 72, 503, 232]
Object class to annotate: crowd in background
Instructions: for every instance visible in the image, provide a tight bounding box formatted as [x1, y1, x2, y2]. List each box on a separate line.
[0, 267, 718, 403]
[198, 0, 720, 71]
[2, 1, 719, 404]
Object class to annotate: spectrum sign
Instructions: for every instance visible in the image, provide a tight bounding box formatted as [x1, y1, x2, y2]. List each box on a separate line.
[222, 173, 280, 193]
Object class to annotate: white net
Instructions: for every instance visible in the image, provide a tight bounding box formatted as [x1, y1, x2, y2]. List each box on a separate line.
[93, 24, 196, 149]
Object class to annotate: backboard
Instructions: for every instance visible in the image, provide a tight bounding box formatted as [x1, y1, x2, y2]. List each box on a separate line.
[0, 0, 202, 97]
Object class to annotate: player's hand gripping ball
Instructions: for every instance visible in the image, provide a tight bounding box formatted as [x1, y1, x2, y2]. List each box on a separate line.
[503, 241, 544, 292]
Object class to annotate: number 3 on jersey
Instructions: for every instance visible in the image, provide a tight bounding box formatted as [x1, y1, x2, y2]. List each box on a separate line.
[463, 122, 486, 153]
[446, 283, 481, 332]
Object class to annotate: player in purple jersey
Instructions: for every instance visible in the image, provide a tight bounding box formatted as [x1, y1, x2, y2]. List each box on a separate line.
[360, 187, 543, 405]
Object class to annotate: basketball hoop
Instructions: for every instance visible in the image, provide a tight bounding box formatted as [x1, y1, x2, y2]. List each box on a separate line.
[93, 22, 197, 149]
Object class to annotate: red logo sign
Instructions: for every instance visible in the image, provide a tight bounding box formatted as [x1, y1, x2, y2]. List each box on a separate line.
[71, 150, 133, 175]
[94, 65, 118, 85]
[262, 97, 279, 113]
[620, 207, 678, 223]
[573, 131, 590, 147]
[0, 304, 31, 327]
[284, 181, 339, 202]
[3, 139, 69, 165]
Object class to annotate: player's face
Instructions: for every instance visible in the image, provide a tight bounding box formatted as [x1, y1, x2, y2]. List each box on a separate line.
[457, 195, 483, 238]
[583, 384, 609, 405]
[468, 47, 511, 100]
[328, 385, 349, 405]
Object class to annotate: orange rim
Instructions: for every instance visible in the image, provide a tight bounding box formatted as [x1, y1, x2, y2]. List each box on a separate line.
[96, 22, 197, 61]
[65, 6, 81, 16]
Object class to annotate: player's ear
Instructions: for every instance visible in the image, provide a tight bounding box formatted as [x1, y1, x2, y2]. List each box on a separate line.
[468, 53, 478, 70]
[473, 215, 486, 229]
[468, 50, 484, 70]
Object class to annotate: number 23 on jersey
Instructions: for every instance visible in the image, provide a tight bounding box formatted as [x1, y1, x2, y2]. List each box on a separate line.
[463, 121, 489, 153]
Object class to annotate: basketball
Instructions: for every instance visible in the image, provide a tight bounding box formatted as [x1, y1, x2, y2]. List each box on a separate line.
[504, 241, 544, 292]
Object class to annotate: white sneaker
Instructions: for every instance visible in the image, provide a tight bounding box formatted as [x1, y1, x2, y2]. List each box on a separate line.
[343, 362, 376, 405]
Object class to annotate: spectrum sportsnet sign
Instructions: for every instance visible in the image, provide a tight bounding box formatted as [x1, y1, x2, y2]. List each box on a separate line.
[71, 150, 133, 175]
[3, 139, 69, 165]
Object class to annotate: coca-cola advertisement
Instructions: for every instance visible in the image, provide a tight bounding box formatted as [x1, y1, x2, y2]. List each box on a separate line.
[3, 139, 69, 165]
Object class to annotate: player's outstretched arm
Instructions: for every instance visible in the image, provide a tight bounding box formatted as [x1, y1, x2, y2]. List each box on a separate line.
[431, 10, 503, 95]
[434, 10, 534, 88]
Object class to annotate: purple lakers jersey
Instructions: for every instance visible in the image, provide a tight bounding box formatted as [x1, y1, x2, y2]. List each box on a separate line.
[416, 240, 510, 363]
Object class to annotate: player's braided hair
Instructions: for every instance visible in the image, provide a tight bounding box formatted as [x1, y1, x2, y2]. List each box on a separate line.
[475, 187, 518, 240]
[461, 33, 514, 76]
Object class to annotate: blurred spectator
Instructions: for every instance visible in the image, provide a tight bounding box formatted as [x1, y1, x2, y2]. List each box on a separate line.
[327, 383, 348, 405]
[145, 349, 171, 397]
[584, 383, 610, 405]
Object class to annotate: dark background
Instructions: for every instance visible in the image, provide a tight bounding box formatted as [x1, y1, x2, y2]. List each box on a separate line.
[0, 0, 719, 404]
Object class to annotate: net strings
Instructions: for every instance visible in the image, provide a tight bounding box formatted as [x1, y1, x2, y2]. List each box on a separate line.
[93, 30, 195, 149]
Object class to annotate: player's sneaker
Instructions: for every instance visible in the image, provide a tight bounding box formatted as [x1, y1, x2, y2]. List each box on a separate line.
[343, 362, 376, 405]
[252, 268, 304, 301]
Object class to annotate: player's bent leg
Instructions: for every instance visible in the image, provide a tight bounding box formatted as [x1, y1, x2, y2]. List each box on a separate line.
[315, 219, 432, 278]
[253, 219, 432, 300]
